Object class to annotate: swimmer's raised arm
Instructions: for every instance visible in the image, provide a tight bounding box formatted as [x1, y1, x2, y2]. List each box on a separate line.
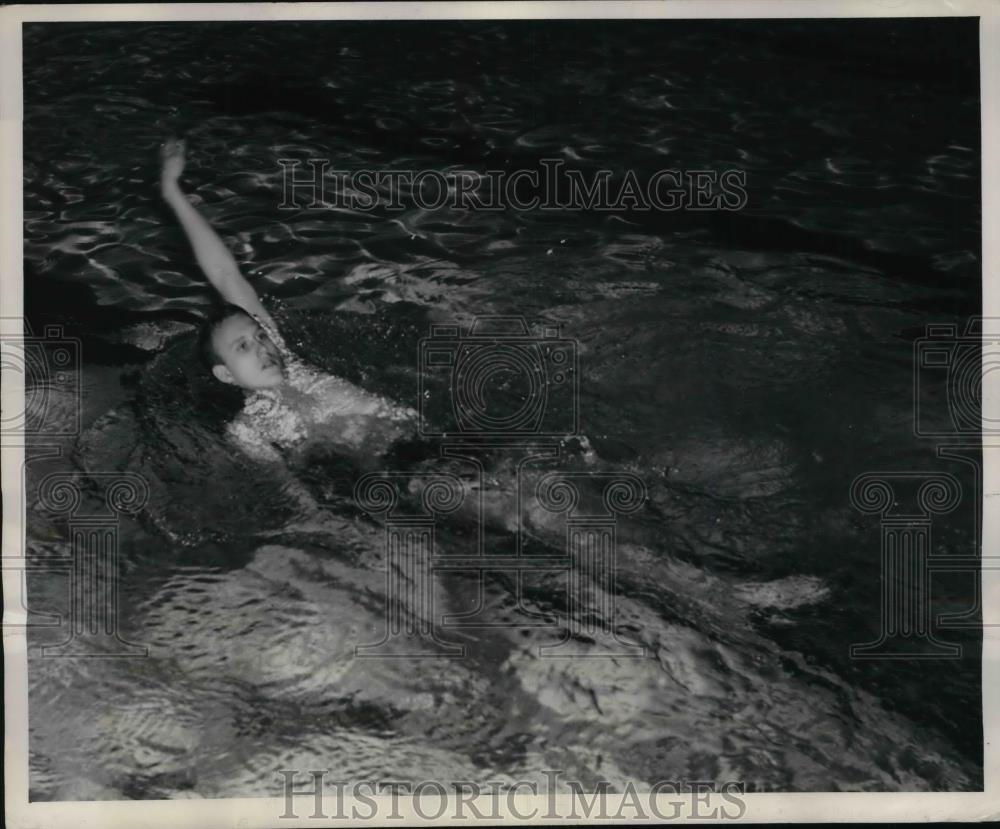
[160, 138, 277, 329]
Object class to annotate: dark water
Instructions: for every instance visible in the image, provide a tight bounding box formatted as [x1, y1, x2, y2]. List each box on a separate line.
[22, 19, 982, 797]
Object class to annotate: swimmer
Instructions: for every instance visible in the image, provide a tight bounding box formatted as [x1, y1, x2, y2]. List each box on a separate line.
[160, 137, 419, 468]
[161, 137, 595, 533]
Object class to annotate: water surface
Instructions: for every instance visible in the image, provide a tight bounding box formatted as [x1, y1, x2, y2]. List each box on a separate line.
[22, 19, 982, 797]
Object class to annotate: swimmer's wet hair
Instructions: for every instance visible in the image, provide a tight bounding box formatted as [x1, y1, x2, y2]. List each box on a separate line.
[197, 303, 253, 371]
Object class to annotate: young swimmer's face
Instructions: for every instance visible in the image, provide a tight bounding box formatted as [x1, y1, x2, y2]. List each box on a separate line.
[210, 313, 285, 389]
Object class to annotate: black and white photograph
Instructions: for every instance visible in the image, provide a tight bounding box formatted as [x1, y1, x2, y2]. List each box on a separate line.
[3, 2, 997, 824]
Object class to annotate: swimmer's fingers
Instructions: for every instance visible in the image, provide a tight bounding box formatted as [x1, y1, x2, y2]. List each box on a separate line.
[159, 136, 185, 158]
[159, 137, 187, 180]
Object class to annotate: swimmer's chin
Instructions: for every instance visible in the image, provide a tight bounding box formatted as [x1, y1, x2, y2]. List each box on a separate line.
[242, 367, 286, 391]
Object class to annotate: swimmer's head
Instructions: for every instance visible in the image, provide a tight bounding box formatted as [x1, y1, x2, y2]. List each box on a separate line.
[198, 304, 285, 390]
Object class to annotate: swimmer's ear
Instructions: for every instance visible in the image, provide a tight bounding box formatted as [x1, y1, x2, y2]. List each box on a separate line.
[212, 364, 236, 384]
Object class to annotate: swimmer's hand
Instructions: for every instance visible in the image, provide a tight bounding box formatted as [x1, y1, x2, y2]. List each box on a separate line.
[160, 137, 186, 189]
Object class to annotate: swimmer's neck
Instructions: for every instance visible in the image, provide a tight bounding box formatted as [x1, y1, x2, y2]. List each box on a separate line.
[244, 377, 290, 395]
